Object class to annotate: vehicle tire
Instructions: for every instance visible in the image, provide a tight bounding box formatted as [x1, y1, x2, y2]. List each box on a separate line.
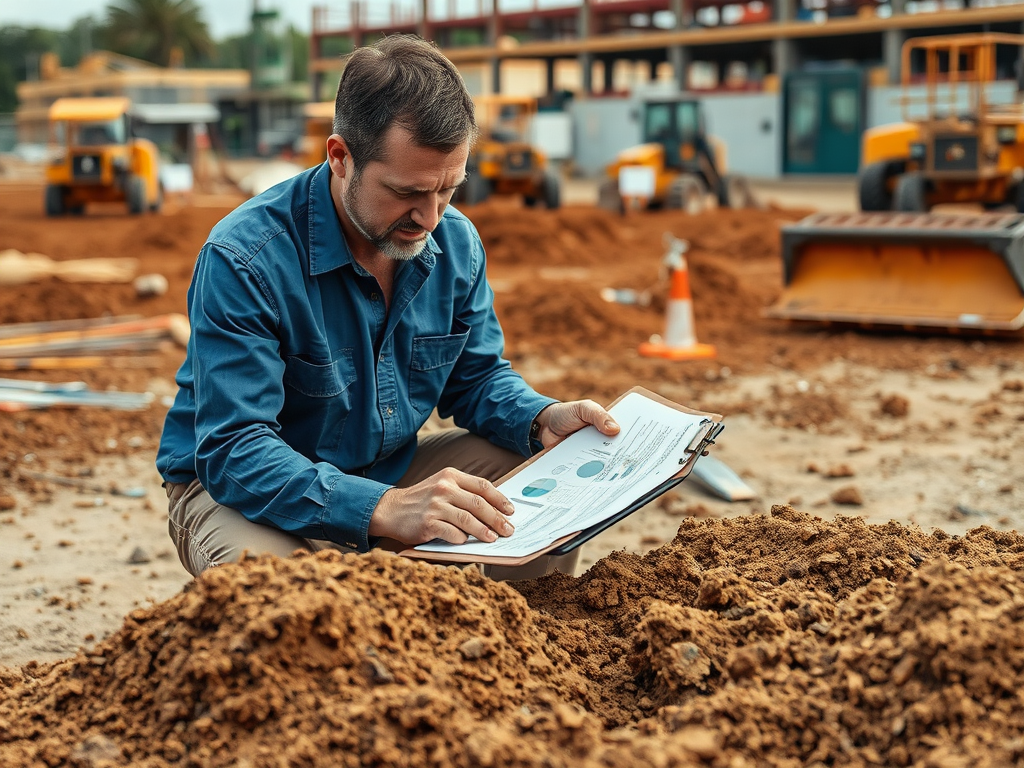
[859, 160, 904, 211]
[45, 185, 65, 216]
[1014, 182, 1024, 214]
[893, 172, 928, 213]
[150, 182, 164, 213]
[597, 178, 624, 214]
[716, 175, 732, 208]
[541, 170, 560, 209]
[126, 175, 146, 214]
[667, 174, 708, 214]
[462, 168, 489, 206]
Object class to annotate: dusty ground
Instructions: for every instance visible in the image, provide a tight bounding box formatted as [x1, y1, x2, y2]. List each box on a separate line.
[1, 174, 1023, 766]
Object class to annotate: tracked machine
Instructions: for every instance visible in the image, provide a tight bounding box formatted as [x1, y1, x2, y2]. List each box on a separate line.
[767, 34, 1024, 333]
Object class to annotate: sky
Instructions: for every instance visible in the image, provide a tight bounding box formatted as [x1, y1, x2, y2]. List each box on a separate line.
[0, 1, 581, 40]
[0, 1, 317, 39]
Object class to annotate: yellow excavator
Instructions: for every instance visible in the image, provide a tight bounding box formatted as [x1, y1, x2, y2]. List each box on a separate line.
[767, 34, 1024, 333]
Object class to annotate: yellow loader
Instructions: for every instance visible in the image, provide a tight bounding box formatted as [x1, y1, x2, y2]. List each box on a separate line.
[598, 96, 753, 213]
[767, 34, 1024, 333]
[45, 97, 162, 216]
[456, 96, 560, 209]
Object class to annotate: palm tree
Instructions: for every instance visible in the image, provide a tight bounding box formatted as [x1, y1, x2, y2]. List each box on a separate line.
[102, 0, 213, 67]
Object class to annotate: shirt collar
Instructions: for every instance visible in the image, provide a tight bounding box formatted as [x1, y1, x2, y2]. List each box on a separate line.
[307, 161, 441, 277]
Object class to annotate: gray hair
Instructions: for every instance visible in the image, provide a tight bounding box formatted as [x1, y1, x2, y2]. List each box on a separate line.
[333, 35, 477, 170]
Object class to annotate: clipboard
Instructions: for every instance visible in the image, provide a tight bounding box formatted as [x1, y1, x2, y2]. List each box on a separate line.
[399, 386, 724, 567]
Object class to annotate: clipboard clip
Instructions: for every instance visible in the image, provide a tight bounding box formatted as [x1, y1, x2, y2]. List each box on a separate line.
[679, 421, 725, 463]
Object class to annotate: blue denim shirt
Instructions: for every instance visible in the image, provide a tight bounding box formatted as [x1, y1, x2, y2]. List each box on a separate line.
[156, 162, 555, 550]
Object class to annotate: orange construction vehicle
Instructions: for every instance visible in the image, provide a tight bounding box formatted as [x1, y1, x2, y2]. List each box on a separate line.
[859, 33, 1024, 212]
[768, 34, 1024, 334]
[45, 97, 162, 216]
[456, 95, 560, 208]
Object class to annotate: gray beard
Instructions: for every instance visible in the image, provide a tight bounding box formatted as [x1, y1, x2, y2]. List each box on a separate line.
[342, 176, 427, 262]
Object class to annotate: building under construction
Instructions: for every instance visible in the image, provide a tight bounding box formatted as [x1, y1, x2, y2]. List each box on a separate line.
[309, 0, 1024, 177]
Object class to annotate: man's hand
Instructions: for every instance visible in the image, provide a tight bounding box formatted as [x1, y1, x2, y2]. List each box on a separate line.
[533, 400, 620, 449]
[369, 468, 515, 545]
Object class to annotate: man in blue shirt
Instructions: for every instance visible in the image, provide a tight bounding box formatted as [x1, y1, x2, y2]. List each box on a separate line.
[157, 35, 619, 579]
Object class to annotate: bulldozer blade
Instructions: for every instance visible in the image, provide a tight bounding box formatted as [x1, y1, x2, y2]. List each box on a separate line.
[766, 212, 1024, 333]
[689, 455, 757, 502]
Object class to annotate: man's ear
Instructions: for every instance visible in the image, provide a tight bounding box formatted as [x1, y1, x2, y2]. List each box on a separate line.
[326, 134, 351, 179]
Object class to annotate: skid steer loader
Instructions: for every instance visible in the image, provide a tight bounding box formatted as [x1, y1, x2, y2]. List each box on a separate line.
[767, 34, 1024, 333]
[45, 97, 162, 216]
[598, 96, 754, 214]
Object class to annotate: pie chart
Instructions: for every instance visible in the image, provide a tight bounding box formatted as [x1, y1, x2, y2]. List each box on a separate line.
[522, 478, 557, 497]
[577, 460, 604, 478]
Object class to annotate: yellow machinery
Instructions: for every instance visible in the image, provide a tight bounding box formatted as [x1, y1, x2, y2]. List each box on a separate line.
[457, 95, 560, 208]
[45, 97, 162, 216]
[766, 211, 1024, 332]
[300, 101, 334, 168]
[768, 34, 1024, 334]
[598, 97, 746, 212]
[859, 33, 1024, 212]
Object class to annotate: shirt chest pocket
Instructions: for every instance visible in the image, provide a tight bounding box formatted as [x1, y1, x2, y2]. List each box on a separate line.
[282, 349, 357, 454]
[408, 323, 470, 416]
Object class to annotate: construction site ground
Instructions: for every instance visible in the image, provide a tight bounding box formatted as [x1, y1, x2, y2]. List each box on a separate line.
[2, 175, 1024, 767]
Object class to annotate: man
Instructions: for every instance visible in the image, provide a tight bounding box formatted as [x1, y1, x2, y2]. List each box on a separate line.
[157, 35, 619, 579]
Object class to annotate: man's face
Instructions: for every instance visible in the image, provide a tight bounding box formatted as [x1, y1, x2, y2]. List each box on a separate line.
[335, 126, 469, 261]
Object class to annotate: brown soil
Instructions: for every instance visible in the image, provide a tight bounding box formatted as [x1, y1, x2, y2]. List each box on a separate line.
[4, 508, 1024, 767]
[2, 186, 1024, 766]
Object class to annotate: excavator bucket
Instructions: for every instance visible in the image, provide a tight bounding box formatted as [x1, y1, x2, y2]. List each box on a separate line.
[766, 212, 1024, 333]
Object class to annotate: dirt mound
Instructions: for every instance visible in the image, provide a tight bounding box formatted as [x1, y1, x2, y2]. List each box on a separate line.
[3, 508, 1024, 767]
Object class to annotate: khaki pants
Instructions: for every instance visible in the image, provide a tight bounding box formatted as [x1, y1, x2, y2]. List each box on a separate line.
[165, 428, 579, 581]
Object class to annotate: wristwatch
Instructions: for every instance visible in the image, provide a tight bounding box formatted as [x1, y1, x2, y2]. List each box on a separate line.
[529, 417, 543, 454]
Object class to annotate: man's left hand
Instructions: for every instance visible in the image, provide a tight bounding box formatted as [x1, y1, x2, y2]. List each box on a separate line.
[533, 400, 619, 449]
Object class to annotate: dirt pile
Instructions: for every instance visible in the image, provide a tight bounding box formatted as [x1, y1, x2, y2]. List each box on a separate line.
[4, 507, 1024, 767]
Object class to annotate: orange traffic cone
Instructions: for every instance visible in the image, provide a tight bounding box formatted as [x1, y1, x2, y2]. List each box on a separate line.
[638, 237, 716, 361]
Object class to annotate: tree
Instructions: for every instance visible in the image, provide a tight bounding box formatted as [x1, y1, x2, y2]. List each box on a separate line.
[0, 26, 64, 112]
[100, 0, 213, 67]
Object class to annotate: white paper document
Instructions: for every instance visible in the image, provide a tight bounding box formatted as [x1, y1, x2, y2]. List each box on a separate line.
[414, 392, 711, 559]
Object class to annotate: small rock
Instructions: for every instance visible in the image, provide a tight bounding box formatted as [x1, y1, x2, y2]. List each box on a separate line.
[831, 486, 863, 506]
[0, 495, 15, 511]
[363, 657, 394, 685]
[676, 725, 722, 759]
[824, 463, 855, 478]
[70, 733, 121, 767]
[127, 546, 151, 564]
[879, 394, 910, 418]
[459, 637, 487, 660]
[134, 273, 169, 298]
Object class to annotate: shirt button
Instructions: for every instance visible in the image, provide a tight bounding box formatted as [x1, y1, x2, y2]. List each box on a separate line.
[386, 407, 394, 416]
[378, 353, 385, 363]
[370, 292, 380, 301]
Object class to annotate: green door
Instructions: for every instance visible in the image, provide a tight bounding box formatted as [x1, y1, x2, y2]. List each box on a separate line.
[784, 70, 863, 174]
